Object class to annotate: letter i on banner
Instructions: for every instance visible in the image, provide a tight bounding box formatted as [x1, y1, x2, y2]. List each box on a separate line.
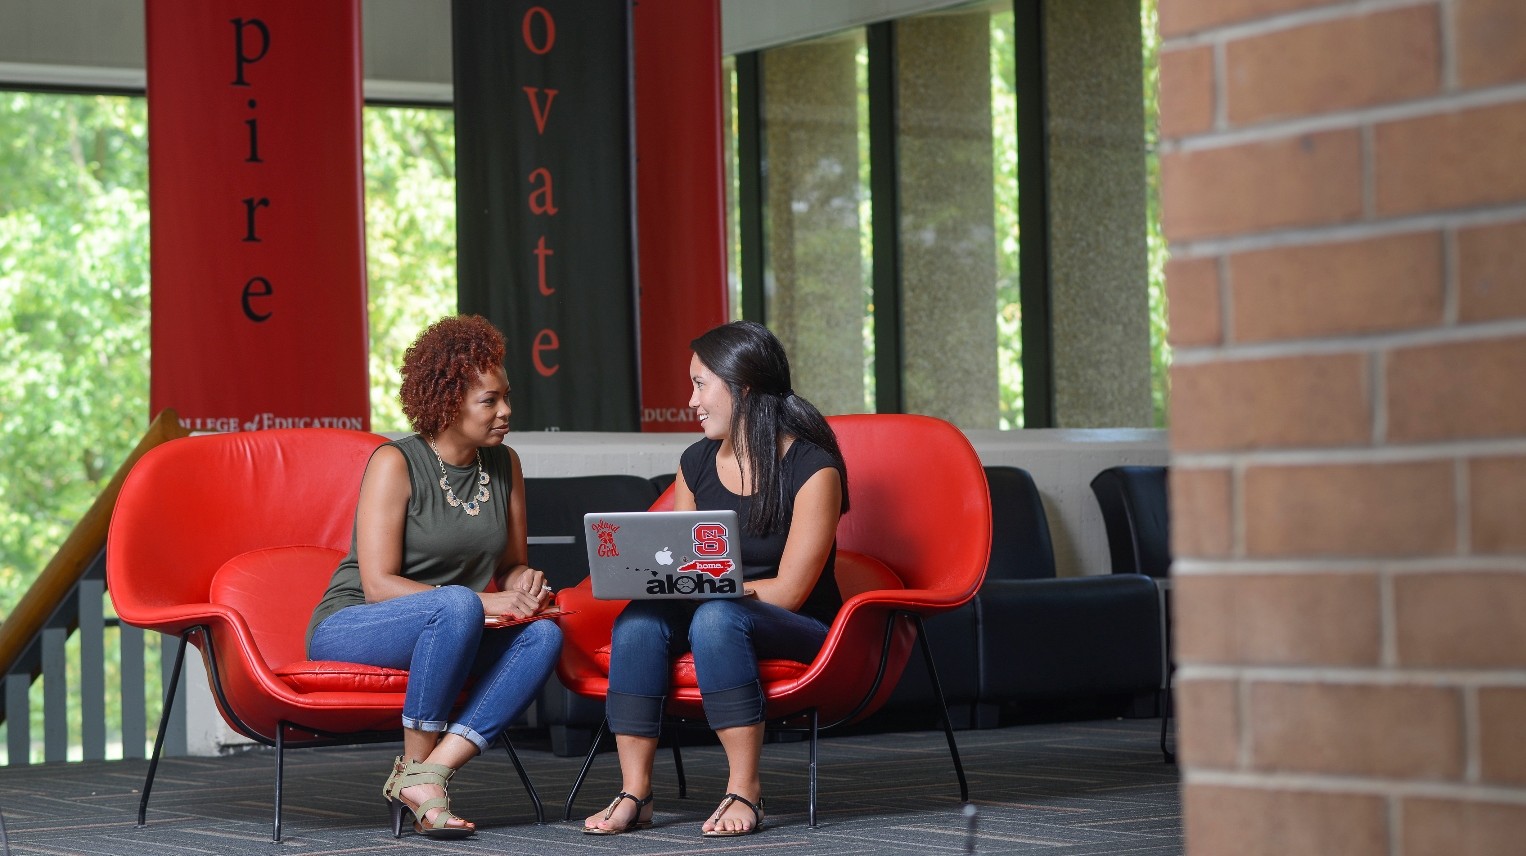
[147, 0, 370, 432]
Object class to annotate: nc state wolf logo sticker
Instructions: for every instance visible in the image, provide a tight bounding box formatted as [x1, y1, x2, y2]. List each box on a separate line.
[591, 519, 620, 557]
[679, 522, 733, 578]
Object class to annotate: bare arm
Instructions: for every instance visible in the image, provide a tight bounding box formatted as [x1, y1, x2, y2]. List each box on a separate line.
[355, 445, 429, 603]
[744, 468, 842, 612]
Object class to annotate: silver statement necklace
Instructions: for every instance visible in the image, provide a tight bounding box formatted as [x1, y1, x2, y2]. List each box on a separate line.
[428, 438, 490, 516]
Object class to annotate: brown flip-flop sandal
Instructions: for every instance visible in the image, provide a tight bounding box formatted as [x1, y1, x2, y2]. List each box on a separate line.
[583, 791, 654, 835]
[702, 792, 764, 837]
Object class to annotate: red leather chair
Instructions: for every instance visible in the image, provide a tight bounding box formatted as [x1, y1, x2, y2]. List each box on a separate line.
[556, 414, 992, 825]
[106, 429, 544, 841]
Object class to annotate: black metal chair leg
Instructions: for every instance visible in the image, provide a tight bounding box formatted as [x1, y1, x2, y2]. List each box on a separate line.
[807, 708, 819, 828]
[272, 722, 285, 842]
[911, 614, 969, 802]
[562, 716, 609, 821]
[500, 735, 546, 824]
[1159, 688, 1175, 764]
[671, 726, 687, 799]
[137, 630, 191, 828]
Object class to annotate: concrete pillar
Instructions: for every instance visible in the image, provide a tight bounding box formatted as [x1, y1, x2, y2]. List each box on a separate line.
[1044, 0, 1154, 427]
[896, 9, 1002, 429]
[760, 35, 868, 416]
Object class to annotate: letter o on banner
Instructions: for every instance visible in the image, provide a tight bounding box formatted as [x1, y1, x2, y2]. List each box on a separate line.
[522, 6, 555, 54]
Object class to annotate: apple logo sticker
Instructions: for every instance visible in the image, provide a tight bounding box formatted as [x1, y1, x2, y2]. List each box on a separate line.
[655, 547, 674, 566]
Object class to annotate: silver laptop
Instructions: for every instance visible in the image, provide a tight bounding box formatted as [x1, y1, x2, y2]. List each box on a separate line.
[584, 510, 745, 600]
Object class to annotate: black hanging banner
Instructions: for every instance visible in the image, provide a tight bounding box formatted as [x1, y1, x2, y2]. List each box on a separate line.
[452, 0, 639, 431]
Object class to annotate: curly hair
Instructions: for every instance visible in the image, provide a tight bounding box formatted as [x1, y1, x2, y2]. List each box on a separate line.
[399, 315, 507, 437]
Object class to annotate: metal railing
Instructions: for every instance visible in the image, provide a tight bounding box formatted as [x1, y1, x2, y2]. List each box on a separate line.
[0, 410, 189, 766]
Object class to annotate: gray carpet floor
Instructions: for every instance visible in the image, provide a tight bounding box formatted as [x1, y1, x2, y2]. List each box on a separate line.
[0, 719, 1180, 855]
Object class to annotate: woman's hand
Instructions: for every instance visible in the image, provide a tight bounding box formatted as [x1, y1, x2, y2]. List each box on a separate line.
[498, 566, 555, 615]
[481, 587, 545, 620]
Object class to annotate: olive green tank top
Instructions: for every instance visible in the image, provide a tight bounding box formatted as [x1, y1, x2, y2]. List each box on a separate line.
[305, 434, 513, 647]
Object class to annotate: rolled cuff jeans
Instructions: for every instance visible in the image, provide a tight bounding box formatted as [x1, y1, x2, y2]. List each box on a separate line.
[605, 597, 829, 737]
[308, 585, 562, 753]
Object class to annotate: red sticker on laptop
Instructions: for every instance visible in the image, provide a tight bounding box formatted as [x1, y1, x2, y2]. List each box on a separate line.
[676, 558, 735, 578]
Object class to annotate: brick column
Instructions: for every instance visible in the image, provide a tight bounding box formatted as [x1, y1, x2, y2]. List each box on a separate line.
[1159, 0, 1526, 852]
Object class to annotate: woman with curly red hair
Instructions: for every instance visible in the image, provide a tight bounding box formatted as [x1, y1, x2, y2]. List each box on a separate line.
[305, 315, 562, 839]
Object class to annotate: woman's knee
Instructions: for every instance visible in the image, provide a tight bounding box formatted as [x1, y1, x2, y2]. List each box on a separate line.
[688, 601, 749, 649]
[518, 615, 563, 653]
[611, 602, 675, 647]
[431, 585, 484, 622]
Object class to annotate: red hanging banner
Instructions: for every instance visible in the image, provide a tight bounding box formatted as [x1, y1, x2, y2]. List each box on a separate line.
[147, 0, 370, 432]
[633, 0, 730, 431]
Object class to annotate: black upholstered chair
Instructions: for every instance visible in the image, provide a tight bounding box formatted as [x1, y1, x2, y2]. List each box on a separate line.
[885, 467, 1165, 743]
[1089, 465, 1172, 577]
[975, 468, 1164, 732]
[1089, 465, 1174, 761]
[523, 475, 661, 756]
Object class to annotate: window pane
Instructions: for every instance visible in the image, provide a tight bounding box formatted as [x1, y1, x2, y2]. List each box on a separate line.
[0, 91, 150, 617]
[895, 4, 1009, 430]
[721, 56, 744, 321]
[1142, 0, 1170, 427]
[361, 105, 457, 432]
[991, 7, 1023, 429]
[759, 30, 873, 416]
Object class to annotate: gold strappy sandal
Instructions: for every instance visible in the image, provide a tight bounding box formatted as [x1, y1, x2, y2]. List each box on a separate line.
[386, 758, 475, 839]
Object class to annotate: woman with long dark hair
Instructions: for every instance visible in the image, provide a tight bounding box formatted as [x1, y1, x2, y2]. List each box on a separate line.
[583, 320, 849, 837]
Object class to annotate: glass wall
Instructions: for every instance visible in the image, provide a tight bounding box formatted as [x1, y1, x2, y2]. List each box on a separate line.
[0, 94, 460, 759]
[361, 105, 458, 432]
[726, 0, 1165, 429]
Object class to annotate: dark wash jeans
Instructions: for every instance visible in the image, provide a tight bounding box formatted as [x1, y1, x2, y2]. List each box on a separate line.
[309, 585, 562, 752]
[605, 597, 829, 737]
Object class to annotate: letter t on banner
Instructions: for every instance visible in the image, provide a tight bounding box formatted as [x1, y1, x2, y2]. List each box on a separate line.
[147, 0, 370, 433]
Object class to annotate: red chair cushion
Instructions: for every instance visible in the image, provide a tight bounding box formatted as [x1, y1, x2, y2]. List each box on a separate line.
[272, 660, 412, 694]
[210, 544, 348, 667]
[592, 646, 810, 685]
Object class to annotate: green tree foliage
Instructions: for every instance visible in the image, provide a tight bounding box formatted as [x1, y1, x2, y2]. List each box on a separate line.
[0, 92, 150, 618]
[361, 106, 458, 432]
[1143, 0, 1171, 427]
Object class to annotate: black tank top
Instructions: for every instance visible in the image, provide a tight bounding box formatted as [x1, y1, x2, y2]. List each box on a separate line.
[679, 437, 843, 625]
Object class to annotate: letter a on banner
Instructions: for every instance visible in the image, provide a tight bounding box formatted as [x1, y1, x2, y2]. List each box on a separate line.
[147, 0, 370, 433]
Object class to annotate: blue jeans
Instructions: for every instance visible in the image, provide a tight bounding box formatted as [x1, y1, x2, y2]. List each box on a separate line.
[308, 585, 562, 753]
[605, 598, 829, 737]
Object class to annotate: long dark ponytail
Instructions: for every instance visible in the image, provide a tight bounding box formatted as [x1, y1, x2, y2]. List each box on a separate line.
[690, 321, 849, 535]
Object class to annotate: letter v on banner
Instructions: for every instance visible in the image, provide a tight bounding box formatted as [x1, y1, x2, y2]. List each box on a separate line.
[523, 87, 559, 134]
[147, 0, 370, 432]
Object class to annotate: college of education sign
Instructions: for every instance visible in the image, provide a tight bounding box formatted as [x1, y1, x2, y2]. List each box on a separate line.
[146, 0, 370, 432]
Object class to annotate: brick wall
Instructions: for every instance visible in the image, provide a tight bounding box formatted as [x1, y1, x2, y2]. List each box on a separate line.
[1158, 0, 1526, 851]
